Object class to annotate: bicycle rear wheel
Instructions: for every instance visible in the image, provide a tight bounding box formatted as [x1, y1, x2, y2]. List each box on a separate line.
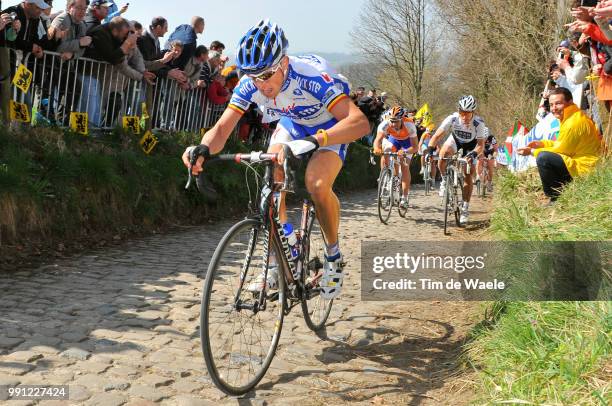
[200, 218, 286, 396]
[301, 209, 333, 331]
[481, 169, 487, 198]
[377, 168, 393, 224]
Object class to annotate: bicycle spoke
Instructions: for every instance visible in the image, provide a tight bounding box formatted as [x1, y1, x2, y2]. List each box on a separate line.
[201, 219, 284, 395]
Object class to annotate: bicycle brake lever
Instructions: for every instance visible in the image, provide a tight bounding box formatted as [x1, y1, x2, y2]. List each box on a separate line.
[185, 167, 193, 190]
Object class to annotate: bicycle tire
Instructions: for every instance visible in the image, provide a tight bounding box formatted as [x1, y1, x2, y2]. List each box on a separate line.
[200, 218, 286, 396]
[398, 179, 408, 218]
[377, 169, 393, 224]
[424, 162, 431, 196]
[454, 184, 462, 227]
[481, 169, 488, 198]
[443, 172, 452, 235]
[301, 209, 333, 331]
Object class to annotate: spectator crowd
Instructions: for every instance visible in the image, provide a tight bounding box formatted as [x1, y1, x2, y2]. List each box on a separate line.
[0, 0, 248, 133]
[517, 0, 606, 204]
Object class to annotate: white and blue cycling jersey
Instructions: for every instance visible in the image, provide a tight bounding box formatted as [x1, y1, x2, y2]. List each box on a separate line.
[228, 54, 350, 127]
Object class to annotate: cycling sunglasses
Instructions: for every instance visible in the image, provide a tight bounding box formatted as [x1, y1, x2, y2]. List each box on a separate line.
[248, 63, 282, 82]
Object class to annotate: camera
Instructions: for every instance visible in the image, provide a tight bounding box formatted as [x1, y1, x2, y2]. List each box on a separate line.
[8, 12, 17, 22]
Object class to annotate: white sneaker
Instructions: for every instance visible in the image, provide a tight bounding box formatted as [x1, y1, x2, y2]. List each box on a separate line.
[320, 255, 344, 300]
[439, 178, 447, 197]
[460, 204, 469, 225]
[400, 196, 409, 208]
[247, 266, 279, 293]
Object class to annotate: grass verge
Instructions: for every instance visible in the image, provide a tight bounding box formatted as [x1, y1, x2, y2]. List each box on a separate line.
[0, 125, 377, 260]
[467, 162, 611, 405]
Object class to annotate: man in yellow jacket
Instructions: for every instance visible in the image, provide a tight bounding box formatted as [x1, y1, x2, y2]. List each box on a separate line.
[518, 87, 602, 202]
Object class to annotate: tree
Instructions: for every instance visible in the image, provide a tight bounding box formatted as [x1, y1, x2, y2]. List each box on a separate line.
[350, 0, 442, 107]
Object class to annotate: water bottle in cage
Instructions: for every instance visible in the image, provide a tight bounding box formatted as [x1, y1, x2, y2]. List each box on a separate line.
[282, 223, 300, 261]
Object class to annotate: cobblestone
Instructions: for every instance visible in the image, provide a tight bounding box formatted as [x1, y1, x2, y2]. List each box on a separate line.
[0, 189, 490, 404]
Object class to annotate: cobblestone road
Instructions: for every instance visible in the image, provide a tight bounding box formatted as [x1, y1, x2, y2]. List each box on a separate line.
[0, 187, 491, 405]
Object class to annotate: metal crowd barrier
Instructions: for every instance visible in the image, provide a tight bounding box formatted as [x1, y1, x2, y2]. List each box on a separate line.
[6, 49, 231, 134]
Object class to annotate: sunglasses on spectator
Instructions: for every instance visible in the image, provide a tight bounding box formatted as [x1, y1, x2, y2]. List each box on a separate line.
[247, 63, 282, 82]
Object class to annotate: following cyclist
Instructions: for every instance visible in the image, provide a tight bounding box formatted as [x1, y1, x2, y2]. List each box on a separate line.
[418, 123, 438, 186]
[427, 95, 486, 225]
[373, 106, 419, 208]
[182, 19, 370, 300]
[477, 127, 498, 193]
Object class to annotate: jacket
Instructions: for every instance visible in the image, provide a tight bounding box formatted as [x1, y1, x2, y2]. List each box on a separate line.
[164, 24, 196, 70]
[207, 80, 228, 105]
[533, 104, 602, 177]
[84, 23, 125, 65]
[51, 11, 87, 57]
[183, 56, 203, 89]
[84, 10, 102, 34]
[3, 4, 51, 52]
[137, 31, 167, 76]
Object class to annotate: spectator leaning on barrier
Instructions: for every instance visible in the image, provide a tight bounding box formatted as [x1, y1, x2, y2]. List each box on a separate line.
[181, 44, 207, 90]
[164, 16, 204, 70]
[82, 16, 136, 127]
[3, 0, 51, 58]
[137, 16, 177, 76]
[199, 49, 222, 86]
[116, 20, 153, 85]
[50, 0, 90, 60]
[85, 0, 110, 33]
[517, 87, 602, 203]
[85, 16, 134, 65]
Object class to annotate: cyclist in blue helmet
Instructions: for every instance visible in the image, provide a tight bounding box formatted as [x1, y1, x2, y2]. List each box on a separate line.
[182, 19, 370, 300]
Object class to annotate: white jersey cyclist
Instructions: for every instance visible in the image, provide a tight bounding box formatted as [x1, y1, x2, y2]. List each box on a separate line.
[438, 112, 487, 156]
[229, 54, 351, 160]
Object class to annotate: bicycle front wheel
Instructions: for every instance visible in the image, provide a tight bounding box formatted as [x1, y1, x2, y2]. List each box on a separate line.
[378, 169, 393, 224]
[443, 178, 451, 235]
[301, 210, 333, 331]
[424, 162, 431, 196]
[200, 218, 286, 396]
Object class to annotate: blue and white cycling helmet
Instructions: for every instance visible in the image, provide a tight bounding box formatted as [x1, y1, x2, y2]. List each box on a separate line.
[236, 19, 288, 75]
[457, 95, 477, 112]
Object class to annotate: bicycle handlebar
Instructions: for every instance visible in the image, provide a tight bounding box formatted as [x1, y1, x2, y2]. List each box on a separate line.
[185, 147, 297, 201]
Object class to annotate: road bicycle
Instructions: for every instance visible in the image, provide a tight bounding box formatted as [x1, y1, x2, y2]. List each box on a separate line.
[186, 147, 336, 396]
[371, 150, 409, 224]
[475, 156, 494, 198]
[436, 149, 472, 235]
[422, 153, 438, 196]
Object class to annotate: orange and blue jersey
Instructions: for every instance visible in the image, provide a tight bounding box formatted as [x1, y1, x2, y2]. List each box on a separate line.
[378, 118, 418, 150]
